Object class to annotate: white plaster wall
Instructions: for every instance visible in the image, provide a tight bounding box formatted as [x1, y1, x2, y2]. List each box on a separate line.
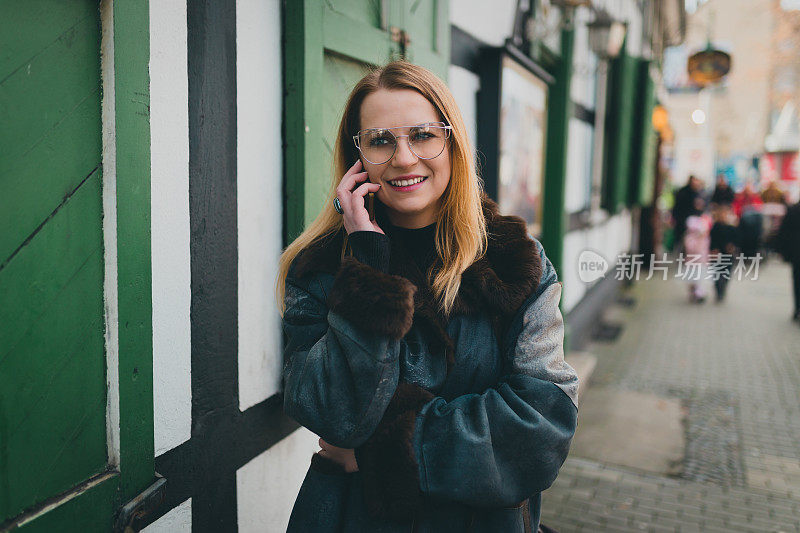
[237, 0, 284, 411]
[237, 428, 320, 533]
[100, 0, 121, 468]
[450, 0, 517, 47]
[565, 118, 594, 213]
[563, 230, 589, 312]
[149, 0, 192, 457]
[570, 6, 598, 110]
[563, 210, 634, 314]
[448, 65, 480, 162]
[603, 211, 634, 261]
[142, 498, 191, 533]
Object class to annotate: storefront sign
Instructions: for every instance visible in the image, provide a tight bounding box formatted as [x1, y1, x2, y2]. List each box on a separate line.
[687, 46, 731, 86]
[498, 55, 549, 236]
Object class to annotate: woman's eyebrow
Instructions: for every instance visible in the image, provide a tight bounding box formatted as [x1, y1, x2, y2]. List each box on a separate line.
[361, 121, 439, 131]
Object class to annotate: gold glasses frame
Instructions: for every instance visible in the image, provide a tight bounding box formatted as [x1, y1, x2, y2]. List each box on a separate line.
[352, 121, 453, 165]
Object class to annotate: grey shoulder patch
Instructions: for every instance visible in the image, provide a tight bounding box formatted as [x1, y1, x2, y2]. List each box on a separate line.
[512, 282, 579, 408]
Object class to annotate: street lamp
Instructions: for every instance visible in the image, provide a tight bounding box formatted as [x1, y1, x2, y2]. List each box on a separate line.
[691, 109, 706, 125]
[587, 8, 627, 59]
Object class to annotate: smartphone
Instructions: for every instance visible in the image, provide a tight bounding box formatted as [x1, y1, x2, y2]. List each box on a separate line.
[367, 192, 375, 221]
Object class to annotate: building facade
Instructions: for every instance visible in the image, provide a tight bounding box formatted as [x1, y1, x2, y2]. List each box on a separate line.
[663, 0, 800, 202]
[0, 1, 681, 531]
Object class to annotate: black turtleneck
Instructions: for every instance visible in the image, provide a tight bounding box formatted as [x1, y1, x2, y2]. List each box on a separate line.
[348, 222, 436, 274]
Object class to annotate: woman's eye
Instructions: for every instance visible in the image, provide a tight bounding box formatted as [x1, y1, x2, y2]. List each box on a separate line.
[411, 131, 434, 141]
[369, 136, 392, 146]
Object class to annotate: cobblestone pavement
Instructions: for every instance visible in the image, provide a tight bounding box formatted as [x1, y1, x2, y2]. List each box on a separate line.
[542, 258, 800, 532]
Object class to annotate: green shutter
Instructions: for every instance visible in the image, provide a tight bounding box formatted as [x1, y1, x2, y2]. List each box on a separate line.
[0, 2, 107, 522]
[601, 42, 638, 214]
[628, 61, 657, 207]
[284, 0, 450, 242]
[541, 28, 575, 281]
[389, 0, 450, 79]
[1, 1, 155, 529]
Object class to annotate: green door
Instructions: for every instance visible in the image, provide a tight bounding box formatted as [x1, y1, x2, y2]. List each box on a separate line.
[284, 0, 450, 240]
[0, 1, 155, 531]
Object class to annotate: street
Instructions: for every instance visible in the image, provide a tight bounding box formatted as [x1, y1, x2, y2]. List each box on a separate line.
[543, 258, 800, 532]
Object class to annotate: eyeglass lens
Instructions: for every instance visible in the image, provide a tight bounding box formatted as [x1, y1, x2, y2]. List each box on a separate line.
[357, 124, 448, 165]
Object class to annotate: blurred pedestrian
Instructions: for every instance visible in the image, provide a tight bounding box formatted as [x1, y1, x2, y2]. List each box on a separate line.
[710, 204, 738, 302]
[761, 181, 788, 257]
[711, 174, 735, 206]
[732, 182, 763, 218]
[672, 175, 704, 253]
[733, 182, 764, 258]
[761, 180, 786, 205]
[775, 201, 800, 323]
[683, 200, 712, 304]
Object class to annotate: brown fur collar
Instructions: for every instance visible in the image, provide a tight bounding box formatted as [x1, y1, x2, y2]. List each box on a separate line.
[291, 194, 542, 369]
[292, 195, 541, 317]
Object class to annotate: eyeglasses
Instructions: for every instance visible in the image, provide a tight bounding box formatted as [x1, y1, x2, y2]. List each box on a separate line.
[353, 122, 452, 165]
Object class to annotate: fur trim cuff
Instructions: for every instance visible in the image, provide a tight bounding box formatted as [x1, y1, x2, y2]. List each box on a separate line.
[354, 382, 435, 521]
[328, 256, 417, 339]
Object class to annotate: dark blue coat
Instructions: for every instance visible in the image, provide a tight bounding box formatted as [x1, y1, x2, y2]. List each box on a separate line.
[282, 197, 578, 532]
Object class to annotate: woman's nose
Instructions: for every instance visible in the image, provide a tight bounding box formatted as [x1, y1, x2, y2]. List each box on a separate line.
[391, 136, 418, 167]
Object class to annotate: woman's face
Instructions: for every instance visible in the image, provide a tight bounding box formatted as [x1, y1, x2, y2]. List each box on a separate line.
[358, 88, 451, 228]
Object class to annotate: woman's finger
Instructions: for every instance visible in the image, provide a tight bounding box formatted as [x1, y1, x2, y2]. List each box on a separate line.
[337, 160, 365, 191]
[347, 182, 381, 216]
[319, 438, 343, 452]
[342, 180, 376, 214]
[338, 171, 369, 196]
[319, 438, 338, 452]
[339, 159, 361, 184]
[351, 181, 381, 198]
[336, 172, 369, 211]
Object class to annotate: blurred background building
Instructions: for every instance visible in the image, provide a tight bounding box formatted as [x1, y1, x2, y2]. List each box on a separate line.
[1, 1, 685, 532]
[662, 0, 800, 200]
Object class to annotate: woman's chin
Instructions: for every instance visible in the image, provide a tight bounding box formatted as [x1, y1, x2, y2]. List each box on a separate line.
[382, 196, 429, 214]
[383, 201, 437, 225]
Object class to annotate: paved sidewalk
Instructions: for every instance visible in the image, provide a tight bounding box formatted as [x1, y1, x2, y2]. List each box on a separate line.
[542, 258, 800, 532]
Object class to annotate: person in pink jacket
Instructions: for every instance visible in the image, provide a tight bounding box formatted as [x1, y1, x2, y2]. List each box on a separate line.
[682, 197, 713, 303]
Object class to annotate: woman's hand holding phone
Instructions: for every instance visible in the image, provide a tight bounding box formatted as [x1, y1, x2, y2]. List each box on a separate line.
[337, 159, 384, 235]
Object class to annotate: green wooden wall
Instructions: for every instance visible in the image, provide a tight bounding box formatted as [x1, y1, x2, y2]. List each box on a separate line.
[2, 1, 156, 529]
[0, 1, 108, 522]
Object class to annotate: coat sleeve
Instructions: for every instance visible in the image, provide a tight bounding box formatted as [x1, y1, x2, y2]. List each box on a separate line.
[282, 256, 417, 448]
[354, 242, 579, 518]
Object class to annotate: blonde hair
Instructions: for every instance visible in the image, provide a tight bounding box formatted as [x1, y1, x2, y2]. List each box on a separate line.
[276, 60, 487, 317]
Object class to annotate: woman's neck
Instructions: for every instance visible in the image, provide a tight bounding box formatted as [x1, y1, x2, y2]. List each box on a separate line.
[384, 203, 439, 229]
[390, 221, 436, 231]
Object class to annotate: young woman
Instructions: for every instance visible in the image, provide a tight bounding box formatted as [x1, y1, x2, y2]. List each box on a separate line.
[276, 60, 578, 533]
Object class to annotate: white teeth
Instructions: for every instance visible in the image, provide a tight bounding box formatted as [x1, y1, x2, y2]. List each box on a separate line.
[391, 176, 425, 187]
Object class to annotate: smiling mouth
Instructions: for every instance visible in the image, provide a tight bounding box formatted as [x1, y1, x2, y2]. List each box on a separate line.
[387, 176, 428, 188]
